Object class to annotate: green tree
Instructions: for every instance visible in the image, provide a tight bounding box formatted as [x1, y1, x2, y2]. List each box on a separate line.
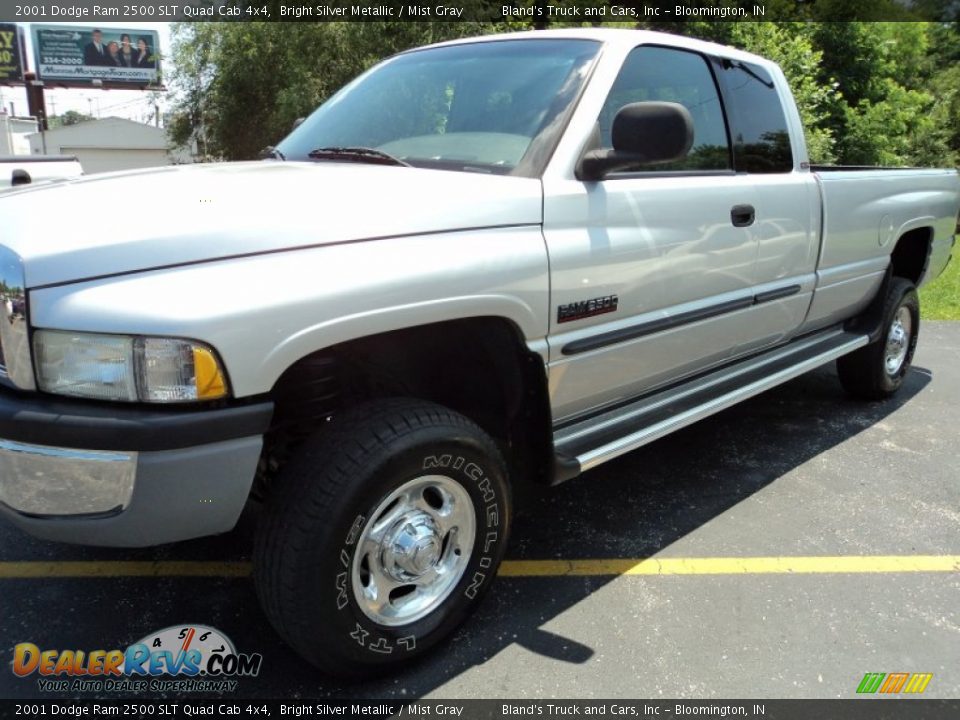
[842, 80, 949, 165]
[925, 22, 960, 165]
[810, 22, 952, 166]
[50, 110, 94, 128]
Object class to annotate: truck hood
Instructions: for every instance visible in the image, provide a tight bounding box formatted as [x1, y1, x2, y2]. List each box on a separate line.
[0, 161, 543, 288]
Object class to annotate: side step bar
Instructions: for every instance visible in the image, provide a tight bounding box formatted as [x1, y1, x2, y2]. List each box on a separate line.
[554, 328, 869, 477]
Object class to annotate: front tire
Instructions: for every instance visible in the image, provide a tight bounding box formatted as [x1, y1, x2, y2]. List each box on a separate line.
[837, 277, 920, 400]
[254, 399, 511, 678]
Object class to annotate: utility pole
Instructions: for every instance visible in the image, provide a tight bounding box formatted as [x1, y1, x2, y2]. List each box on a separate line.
[24, 72, 48, 131]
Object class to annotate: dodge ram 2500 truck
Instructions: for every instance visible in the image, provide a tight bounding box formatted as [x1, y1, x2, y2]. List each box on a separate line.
[0, 29, 957, 677]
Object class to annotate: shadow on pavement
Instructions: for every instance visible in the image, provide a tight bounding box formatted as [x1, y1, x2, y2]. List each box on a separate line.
[0, 364, 932, 699]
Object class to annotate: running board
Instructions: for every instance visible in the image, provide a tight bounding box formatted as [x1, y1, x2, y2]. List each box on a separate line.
[553, 328, 869, 477]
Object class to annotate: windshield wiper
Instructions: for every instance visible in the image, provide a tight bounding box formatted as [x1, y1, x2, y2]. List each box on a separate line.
[307, 146, 410, 167]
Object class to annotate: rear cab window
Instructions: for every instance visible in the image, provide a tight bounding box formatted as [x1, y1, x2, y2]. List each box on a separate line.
[713, 58, 794, 173]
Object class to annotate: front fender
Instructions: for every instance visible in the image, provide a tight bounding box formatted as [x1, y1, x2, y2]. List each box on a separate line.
[29, 227, 550, 397]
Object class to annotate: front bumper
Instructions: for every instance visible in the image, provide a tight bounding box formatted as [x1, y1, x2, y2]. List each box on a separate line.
[0, 389, 272, 547]
[0, 439, 137, 516]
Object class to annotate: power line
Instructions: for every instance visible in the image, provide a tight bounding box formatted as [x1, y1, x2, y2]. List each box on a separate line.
[93, 97, 146, 112]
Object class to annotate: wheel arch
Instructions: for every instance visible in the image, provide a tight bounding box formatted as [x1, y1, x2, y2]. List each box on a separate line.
[259, 316, 555, 497]
[890, 224, 934, 286]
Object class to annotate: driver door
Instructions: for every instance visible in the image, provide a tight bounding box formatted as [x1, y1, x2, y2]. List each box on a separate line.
[543, 45, 761, 422]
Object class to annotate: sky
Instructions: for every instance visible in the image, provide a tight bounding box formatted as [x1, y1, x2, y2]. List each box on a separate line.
[0, 21, 174, 125]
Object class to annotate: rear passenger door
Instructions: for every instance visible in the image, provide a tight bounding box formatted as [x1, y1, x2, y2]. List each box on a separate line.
[711, 57, 820, 355]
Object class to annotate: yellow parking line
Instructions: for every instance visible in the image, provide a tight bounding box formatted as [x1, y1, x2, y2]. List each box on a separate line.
[0, 555, 957, 579]
[497, 555, 960, 576]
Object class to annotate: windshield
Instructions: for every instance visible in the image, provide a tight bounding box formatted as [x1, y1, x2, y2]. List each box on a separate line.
[276, 39, 600, 176]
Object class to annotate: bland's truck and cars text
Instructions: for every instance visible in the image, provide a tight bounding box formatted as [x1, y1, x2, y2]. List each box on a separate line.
[0, 29, 957, 677]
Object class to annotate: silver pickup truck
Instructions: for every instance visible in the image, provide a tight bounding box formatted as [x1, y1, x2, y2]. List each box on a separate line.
[0, 29, 957, 677]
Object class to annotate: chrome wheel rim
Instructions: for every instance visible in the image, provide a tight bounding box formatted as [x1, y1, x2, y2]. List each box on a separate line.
[884, 306, 912, 376]
[351, 475, 475, 626]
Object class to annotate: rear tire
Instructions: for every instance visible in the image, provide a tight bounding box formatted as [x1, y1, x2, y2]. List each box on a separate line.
[837, 277, 919, 400]
[254, 399, 511, 678]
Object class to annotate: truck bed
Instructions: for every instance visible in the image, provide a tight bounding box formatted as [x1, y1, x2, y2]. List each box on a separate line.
[813, 167, 958, 281]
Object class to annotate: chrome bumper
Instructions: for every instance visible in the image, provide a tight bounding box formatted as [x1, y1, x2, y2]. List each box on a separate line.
[0, 439, 136, 516]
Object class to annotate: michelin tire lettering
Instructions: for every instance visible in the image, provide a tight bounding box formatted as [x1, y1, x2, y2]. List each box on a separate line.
[331, 453, 503, 655]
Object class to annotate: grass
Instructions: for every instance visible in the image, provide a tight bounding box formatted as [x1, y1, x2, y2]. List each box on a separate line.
[920, 250, 960, 320]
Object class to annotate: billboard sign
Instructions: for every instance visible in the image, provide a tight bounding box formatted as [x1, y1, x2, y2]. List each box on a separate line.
[0, 23, 25, 84]
[31, 25, 160, 86]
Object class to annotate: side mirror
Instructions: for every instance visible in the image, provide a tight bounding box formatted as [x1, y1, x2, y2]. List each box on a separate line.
[291, 117, 306, 131]
[577, 102, 694, 181]
[11, 169, 31, 187]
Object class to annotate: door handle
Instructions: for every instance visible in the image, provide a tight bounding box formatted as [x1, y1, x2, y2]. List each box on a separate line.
[730, 204, 755, 227]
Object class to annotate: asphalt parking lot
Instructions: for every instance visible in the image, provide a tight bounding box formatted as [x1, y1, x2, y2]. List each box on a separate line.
[2, 322, 958, 700]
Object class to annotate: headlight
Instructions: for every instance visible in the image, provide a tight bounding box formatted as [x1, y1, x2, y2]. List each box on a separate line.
[33, 331, 229, 403]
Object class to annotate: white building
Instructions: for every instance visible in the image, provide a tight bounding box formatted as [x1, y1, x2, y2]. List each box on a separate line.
[0, 113, 40, 156]
[27, 116, 194, 174]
